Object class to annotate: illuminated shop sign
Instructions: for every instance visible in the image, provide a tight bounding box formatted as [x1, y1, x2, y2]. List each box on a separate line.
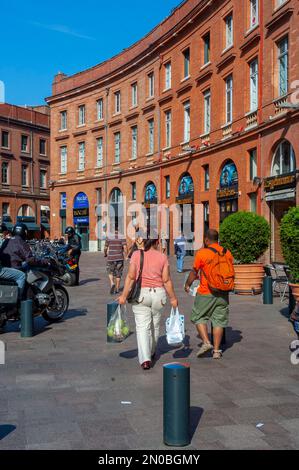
[73, 192, 89, 224]
[264, 172, 296, 192]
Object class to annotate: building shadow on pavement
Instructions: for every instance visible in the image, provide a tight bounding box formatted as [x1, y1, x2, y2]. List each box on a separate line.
[78, 278, 100, 286]
[190, 407, 204, 440]
[0, 425, 16, 441]
[1, 308, 88, 336]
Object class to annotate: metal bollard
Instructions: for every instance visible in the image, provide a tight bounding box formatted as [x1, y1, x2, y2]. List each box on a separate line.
[289, 287, 296, 316]
[20, 300, 34, 338]
[263, 276, 273, 305]
[163, 363, 190, 447]
[107, 301, 118, 343]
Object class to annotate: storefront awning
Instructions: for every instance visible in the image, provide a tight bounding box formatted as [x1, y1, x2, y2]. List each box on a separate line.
[265, 188, 296, 202]
[41, 223, 50, 231]
[25, 223, 40, 232]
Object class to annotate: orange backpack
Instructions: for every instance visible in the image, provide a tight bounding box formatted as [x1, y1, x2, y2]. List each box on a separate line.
[202, 247, 235, 293]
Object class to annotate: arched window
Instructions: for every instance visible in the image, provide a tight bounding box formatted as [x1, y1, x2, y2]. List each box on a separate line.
[271, 141, 295, 176]
[110, 188, 123, 203]
[178, 173, 194, 196]
[17, 205, 34, 217]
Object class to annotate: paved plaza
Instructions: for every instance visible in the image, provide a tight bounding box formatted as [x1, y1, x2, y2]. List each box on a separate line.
[0, 253, 298, 450]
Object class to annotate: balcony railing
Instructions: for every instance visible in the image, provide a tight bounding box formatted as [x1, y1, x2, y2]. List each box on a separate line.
[245, 110, 258, 129]
[221, 123, 232, 139]
[273, 95, 288, 116]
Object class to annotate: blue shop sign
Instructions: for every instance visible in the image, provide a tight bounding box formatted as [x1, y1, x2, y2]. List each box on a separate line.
[145, 183, 158, 203]
[179, 175, 194, 196]
[220, 163, 238, 188]
[61, 192, 67, 209]
[73, 192, 89, 225]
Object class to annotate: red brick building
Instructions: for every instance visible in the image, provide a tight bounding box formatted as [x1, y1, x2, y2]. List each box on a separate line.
[0, 104, 51, 238]
[47, 0, 298, 259]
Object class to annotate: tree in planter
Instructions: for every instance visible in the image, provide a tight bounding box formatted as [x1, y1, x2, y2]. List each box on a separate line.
[280, 206, 299, 283]
[219, 211, 270, 264]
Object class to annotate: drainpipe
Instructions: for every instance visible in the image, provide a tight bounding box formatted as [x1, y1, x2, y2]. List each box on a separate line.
[258, 0, 266, 257]
[30, 130, 38, 225]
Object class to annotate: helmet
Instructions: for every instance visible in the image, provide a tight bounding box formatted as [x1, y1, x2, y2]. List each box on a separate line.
[12, 223, 28, 240]
[65, 226, 75, 236]
[0, 223, 8, 233]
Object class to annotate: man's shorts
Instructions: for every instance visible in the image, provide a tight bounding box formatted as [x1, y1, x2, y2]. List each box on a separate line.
[106, 261, 124, 278]
[191, 294, 229, 328]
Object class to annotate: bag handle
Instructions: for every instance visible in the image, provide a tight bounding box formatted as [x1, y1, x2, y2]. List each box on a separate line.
[136, 250, 144, 282]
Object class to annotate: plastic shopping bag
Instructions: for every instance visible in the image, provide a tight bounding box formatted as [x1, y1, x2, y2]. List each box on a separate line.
[166, 308, 185, 346]
[107, 305, 130, 342]
[184, 272, 200, 297]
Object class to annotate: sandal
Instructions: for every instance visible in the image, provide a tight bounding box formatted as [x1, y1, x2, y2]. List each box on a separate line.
[213, 350, 223, 359]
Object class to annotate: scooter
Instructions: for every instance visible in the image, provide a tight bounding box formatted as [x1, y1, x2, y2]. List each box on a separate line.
[0, 254, 69, 331]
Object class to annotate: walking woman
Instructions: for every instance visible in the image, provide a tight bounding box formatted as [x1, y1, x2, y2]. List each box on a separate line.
[118, 238, 178, 370]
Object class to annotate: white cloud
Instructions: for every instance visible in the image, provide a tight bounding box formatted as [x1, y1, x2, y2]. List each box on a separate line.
[31, 22, 95, 40]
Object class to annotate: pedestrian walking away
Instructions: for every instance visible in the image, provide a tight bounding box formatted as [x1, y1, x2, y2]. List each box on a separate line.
[65, 227, 82, 286]
[185, 229, 234, 359]
[104, 229, 128, 295]
[119, 238, 178, 370]
[174, 233, 186, 273]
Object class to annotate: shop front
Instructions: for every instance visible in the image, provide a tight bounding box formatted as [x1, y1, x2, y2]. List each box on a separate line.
[143, 182, 158, 238]
[73, 192, 90, 251]
[40, 205, 50, 239]
[16, 215, 40, 240]
[264, 141, 297, 262]
[176, 174, 194, 255]
[217, 161, 239, 223]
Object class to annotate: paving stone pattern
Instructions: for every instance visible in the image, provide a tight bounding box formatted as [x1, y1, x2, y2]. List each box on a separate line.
[0, 253, 298, 450]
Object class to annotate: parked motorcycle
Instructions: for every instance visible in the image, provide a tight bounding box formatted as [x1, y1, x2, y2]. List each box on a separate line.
[0, 249, 69, 331]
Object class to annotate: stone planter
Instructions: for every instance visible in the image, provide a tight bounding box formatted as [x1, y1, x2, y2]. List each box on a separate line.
[234, 264, 264, 295]
[289, 283, 299, 303]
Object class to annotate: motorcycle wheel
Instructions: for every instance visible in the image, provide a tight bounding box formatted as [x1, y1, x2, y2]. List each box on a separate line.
[0, 317, 7, 331]
[42, 285, 69, 323]
[62, 272, 76, 287]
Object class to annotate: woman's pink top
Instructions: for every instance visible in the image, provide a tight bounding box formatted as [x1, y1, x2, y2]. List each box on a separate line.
[130, 249, 169, 288]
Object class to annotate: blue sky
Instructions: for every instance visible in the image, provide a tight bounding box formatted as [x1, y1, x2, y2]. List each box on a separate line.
[1, 0, 181, 106]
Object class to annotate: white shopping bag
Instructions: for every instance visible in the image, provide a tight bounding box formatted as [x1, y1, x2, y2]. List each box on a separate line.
[166, 308, 185, 345]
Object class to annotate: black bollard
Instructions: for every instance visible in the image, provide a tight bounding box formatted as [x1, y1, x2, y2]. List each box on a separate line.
[163, 363, 190, 447]
[107, 301, 118, 343]
[263, 276, 273, 305]
[20, 300, 34, 338]
[289, 287, 296, 316]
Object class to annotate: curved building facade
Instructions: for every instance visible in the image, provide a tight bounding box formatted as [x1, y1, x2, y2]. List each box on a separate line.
[47, 0, 299, 260]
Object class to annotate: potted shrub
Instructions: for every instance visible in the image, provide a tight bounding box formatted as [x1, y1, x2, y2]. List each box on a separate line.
[220, 211, 270, 295]
[280, 206, 299, 301]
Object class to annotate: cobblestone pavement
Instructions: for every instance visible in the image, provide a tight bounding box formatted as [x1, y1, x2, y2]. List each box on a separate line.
[0, 253, 298, 450]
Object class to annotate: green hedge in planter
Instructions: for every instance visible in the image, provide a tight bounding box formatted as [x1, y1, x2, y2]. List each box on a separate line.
[280, 206, 299, 283]
[219, 211, 270, 264]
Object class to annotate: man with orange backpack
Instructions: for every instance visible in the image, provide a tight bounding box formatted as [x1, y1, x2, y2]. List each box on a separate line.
[185, 229, 235, 359]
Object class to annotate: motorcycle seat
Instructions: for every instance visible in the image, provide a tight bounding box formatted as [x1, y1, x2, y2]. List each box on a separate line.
[0, 279, 18, 287]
